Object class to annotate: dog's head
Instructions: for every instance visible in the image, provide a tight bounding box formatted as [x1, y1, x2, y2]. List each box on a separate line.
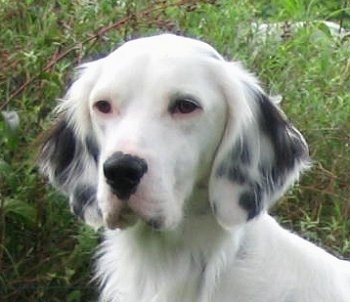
[38, 34, 309, 231]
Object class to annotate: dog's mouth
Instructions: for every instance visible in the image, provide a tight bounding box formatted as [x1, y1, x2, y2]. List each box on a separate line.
[104, 203, 163, 231]
[105, 206, 137, 229]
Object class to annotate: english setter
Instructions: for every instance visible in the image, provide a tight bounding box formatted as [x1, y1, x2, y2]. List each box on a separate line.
[38, 34, 350, 302]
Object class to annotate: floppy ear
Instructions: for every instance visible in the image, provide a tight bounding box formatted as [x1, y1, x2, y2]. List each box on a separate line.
[38, 60, 104, 228]
[209, 62, 310, 229]
[38, 112, 102, 229]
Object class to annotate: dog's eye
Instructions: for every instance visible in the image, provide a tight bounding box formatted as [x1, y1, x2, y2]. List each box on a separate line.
[94, 100, 112, 114]
[170, 99, 200, 115]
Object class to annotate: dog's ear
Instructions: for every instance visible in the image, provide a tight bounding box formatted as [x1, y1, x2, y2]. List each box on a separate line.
[209, 62, 310, 229]
[38, 61, 104, 229]
[38, 112, 102, 229]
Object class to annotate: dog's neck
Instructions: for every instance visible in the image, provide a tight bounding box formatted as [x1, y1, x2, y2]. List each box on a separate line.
[100, 186, 248, 302]
[129, 186, 245, 262]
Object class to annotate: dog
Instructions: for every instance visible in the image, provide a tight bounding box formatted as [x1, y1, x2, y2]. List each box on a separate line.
[38, 34, 350, 302]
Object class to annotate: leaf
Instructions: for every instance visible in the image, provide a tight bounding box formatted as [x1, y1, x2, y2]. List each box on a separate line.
[0, 159, 12, 176]
[4, 198, 37, 226]
[67, 289, 82, 302]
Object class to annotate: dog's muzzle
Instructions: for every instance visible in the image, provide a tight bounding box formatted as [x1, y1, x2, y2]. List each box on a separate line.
[103, 152, 148, 200]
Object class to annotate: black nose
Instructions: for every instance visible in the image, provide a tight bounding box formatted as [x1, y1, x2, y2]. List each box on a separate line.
[103, 152, 148, 200]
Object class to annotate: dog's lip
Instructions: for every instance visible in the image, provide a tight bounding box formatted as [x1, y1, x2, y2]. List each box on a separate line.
[105, 206, 138, 230]
[104, 204, 164, 231]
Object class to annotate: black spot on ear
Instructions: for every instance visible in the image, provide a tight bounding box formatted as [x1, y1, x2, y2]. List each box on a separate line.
[229, 139, 251, 165]
[71, 184, 97, 220]
[216, 138, 251, 184]
[238, 140, 251, 165]
[39, 115, 99, 189]
[239, 186, 263, 220]
[41, 118, 77, 179]
[217, 165, 247, 184]
[255, 92, 308, 172]
[259, 164, 282, 189]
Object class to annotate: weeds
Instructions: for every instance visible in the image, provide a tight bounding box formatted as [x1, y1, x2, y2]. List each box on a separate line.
[0, 0, 349, 301]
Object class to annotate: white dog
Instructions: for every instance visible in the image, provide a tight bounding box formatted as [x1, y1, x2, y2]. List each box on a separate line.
[38, 34, 350, 302]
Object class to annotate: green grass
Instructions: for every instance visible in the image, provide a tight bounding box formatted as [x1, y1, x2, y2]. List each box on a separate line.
[1, 0, 349, 301]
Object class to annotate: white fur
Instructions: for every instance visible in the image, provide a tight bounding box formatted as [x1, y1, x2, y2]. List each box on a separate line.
[39, 34, 350, 301]
[97, 214, 350, 302]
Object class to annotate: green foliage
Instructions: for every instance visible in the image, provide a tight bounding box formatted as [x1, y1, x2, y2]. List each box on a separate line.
[1, 0, 349, 300]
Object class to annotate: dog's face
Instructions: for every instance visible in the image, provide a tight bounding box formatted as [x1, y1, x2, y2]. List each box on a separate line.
[39, 34, 309, 231]
[89, 45, 227, 229]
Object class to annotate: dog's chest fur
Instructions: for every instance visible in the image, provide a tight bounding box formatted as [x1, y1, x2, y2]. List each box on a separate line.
[96, 214, 350, 302]
[96, 214, 239, 302]
[96, 215, 277, 302]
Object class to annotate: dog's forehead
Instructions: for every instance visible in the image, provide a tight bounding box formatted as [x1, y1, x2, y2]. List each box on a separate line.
[86, 35, 225, 104]
[108, 34, 223, 61]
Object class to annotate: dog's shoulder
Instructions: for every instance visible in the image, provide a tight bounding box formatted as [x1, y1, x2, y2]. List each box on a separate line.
[232, 214, 350, 301]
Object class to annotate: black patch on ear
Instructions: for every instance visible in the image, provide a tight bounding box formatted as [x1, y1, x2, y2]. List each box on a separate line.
[238, 140, 251, 165]
[217, 165, 247, 185]
[229, 139, 251, 165]
[41, 118, 77, 179]
[39, 115, 98, 189]
[216, 138, 251, 184]
[255, 92, 308, 173]
[239, 186, 263, 220]
[71, 184, 97, 220]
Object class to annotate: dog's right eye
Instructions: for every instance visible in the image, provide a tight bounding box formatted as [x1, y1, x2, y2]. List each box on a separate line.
[94, 100, 112, 114]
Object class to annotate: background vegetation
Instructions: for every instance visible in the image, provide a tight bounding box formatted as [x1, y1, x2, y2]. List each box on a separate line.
[1, 0, 349, 301]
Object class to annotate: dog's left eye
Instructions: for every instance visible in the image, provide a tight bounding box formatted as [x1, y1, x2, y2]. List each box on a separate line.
[170, 99, 201, 115]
